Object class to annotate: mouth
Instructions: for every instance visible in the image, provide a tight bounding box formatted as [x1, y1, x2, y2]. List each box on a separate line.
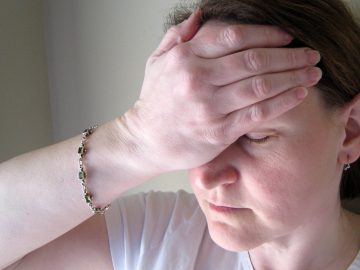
[208, 202, 244, 213]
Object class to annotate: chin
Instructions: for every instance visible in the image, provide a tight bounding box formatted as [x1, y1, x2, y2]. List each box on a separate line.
[207, 220, 264, 252]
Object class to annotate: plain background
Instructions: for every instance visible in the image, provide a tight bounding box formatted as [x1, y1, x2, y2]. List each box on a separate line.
[0, 0, 192, 195]
[1, 0, 359, 195]
[0, 0, 53, 162]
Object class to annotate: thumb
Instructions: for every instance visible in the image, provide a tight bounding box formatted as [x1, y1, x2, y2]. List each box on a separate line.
[153, 8, 202, 57]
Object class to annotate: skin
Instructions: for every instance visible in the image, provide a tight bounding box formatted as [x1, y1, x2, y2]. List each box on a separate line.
[1, 10, 357, 270]
[189, 88, 360, 269]
[128, 18, 321, 175]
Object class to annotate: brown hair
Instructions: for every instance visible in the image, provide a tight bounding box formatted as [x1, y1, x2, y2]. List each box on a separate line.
[165, 0, 360, 200]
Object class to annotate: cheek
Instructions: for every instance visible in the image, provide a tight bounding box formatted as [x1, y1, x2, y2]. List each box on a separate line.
[244, 140, 325, 219]
[248, 138, 337, 223]
[244, 159, 301, 216]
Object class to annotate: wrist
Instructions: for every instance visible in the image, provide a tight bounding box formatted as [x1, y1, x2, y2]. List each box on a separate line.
[84, 117, 158, 206]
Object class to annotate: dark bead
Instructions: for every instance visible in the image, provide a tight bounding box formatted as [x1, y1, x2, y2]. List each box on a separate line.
[79, 171, 86, 180]
[85, 193, 92, 203]
[78, 146, 85, 155]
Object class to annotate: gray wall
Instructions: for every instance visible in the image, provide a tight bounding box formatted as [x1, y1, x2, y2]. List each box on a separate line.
[0, 0, 53, 162]
[44, 0, 192, 194]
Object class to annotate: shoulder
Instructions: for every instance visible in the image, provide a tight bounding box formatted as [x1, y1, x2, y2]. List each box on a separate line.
[105, 190, 205, 270]
[106, 190, 200, 235]
[105, 190, 201, 242]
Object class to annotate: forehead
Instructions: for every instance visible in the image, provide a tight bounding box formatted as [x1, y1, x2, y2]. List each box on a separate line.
[253, 89, 335, 132]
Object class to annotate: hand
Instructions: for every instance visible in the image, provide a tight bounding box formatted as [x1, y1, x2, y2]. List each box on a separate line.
[121, 10, 322, 173]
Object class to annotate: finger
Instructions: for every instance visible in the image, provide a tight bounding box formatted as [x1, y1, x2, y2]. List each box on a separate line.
[224, 87, 308, 142]
[206, 47, 321, 86]
[213, 67, 322, 114]
[153, 9, 202, 57]
[189, 23, 293, 58]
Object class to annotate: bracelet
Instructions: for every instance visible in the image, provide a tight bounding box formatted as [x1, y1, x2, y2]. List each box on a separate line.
[78, 126, 110, 214]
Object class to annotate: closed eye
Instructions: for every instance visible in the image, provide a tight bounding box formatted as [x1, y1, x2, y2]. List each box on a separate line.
[244, 135, 270, 144]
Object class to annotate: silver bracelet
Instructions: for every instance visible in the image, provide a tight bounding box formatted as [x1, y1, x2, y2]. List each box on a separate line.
[78, 126, 110, 214]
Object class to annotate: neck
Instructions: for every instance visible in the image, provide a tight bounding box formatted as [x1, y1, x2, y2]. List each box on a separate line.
[249, 202, 360, 270]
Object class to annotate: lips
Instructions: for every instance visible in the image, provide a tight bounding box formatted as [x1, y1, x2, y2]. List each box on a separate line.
[208, 202, 242, 213]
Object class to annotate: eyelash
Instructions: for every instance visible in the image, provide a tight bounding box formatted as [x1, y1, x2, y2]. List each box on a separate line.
[244, 135, 271, 144]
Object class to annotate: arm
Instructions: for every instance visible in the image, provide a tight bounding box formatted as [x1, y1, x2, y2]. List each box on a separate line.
[0, 121, 150, 269]
[0, 10, 321, 268]
[0, 12, 202, 269]
[3, 215, 111, 270]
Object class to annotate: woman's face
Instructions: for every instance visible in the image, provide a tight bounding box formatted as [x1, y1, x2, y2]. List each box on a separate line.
[189, 89, 346, 251]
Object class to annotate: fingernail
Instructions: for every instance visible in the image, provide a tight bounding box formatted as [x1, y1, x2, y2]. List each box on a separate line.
[306, 49, 321, 65]
[307, 67, 322, 83]
[296, 88, 308, 99]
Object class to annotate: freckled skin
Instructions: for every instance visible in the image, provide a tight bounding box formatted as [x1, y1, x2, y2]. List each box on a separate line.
[189, 89, 345, 251]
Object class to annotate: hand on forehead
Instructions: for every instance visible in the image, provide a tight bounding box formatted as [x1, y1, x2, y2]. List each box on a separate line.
[182, 20, 323, 132]
[188, 21, 293, 58]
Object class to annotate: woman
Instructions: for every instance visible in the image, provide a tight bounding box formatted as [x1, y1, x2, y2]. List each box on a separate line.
[1, 0, 359, 269]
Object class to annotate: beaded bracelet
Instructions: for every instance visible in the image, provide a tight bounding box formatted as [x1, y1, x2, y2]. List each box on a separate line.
[78, 126, 110, 214]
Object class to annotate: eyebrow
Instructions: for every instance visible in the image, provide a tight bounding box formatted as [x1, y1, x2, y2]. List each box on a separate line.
[248, 121, 291, 133]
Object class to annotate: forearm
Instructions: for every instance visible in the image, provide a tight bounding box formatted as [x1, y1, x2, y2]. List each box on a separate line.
[0, 118, 154, 268]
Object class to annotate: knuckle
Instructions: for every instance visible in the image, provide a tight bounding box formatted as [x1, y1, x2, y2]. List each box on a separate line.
[252, 76, 270, 98]
[170, 43, 191, 61]
[203, 126, 227, 145]
[178, 67, 204, 97]
[168, 47, 202, 93]
[278, 94, 296, 109]
[286, 50, 299, 66]
[249, 104, 266, 122]
[191, 64, 207, 82]
[289, 70, 300, 85]
[245, 49, 268, 73]
[167, 25, 181, 38]
[220, 26, 244, 48]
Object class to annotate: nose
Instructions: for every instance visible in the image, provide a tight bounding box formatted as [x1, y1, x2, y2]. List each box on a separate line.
[192, 163, 239, 190]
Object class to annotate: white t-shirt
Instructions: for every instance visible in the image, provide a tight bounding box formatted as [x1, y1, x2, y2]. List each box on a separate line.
[105, 190, 360, 270]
